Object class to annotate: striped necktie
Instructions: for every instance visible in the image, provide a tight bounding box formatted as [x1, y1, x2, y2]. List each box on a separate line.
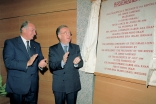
[64, 46, 68, 53]
[26, 41, 31, 57]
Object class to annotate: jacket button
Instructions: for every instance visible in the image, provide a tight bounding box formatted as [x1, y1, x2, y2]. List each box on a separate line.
[64, 72, 65, 74]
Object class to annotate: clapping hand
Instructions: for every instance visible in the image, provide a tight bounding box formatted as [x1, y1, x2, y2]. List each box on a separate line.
[38, 59, 47, 68]
[63, 52, 70, 63]
[73, 56, 81, 65]
[27, 54, 38, 66]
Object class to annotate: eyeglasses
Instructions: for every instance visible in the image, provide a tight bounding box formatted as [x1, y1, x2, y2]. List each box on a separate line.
[60, 32, 71, 35]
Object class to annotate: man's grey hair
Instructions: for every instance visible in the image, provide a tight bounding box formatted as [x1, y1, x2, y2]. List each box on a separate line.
[56, 25, 68, 35]
[56, 25, 68, 40]
[20, 21, 29, 33]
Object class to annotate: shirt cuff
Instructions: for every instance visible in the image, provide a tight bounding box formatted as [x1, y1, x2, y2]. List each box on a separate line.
[39, 67, 43, 70]
[74, 64, 78, 67]
[61, 60, 65, 68]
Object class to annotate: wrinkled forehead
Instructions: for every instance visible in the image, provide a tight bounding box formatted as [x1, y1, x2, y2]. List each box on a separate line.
[60, 27, 70, 32]
[27, 23, 36, 30]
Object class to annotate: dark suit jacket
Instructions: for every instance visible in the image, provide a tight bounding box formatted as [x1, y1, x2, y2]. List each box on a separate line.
[49, 43, 83, 94]
[3, 36, 44, 94]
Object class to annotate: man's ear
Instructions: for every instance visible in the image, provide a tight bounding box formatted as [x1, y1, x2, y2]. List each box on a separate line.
[22, 27, 26, 33]
[58, 34, 61, 40]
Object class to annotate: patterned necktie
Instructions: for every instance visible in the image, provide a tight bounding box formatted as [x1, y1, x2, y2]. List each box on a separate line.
[64, 46, 68, 53]
[26, 41, 31, 57]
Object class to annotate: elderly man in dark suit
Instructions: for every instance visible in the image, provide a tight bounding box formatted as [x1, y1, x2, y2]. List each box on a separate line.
[49, 25, 83, 104]
[3, 21, 47, 104]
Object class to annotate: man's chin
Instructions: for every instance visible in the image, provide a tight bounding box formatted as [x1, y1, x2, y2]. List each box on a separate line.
[67, 39, 71, 42]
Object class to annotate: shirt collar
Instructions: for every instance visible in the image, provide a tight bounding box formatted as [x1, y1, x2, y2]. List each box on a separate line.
[60, 42, 69, 47]
[20, 36, 30, 46]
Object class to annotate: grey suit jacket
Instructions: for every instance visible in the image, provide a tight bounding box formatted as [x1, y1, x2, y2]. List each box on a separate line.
[49, 43, 83, 93]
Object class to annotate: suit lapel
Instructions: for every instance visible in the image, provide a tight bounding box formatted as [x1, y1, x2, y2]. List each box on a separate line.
[17, 36, 30, 59]
[57, 43, 65, 58]
[65, 43, 75, 67]
[68, 43, 75, 55]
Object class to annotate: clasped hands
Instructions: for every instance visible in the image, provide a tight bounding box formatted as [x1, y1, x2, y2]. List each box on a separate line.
[63, 52, 81, 64]
[27, 54, 47, 68]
